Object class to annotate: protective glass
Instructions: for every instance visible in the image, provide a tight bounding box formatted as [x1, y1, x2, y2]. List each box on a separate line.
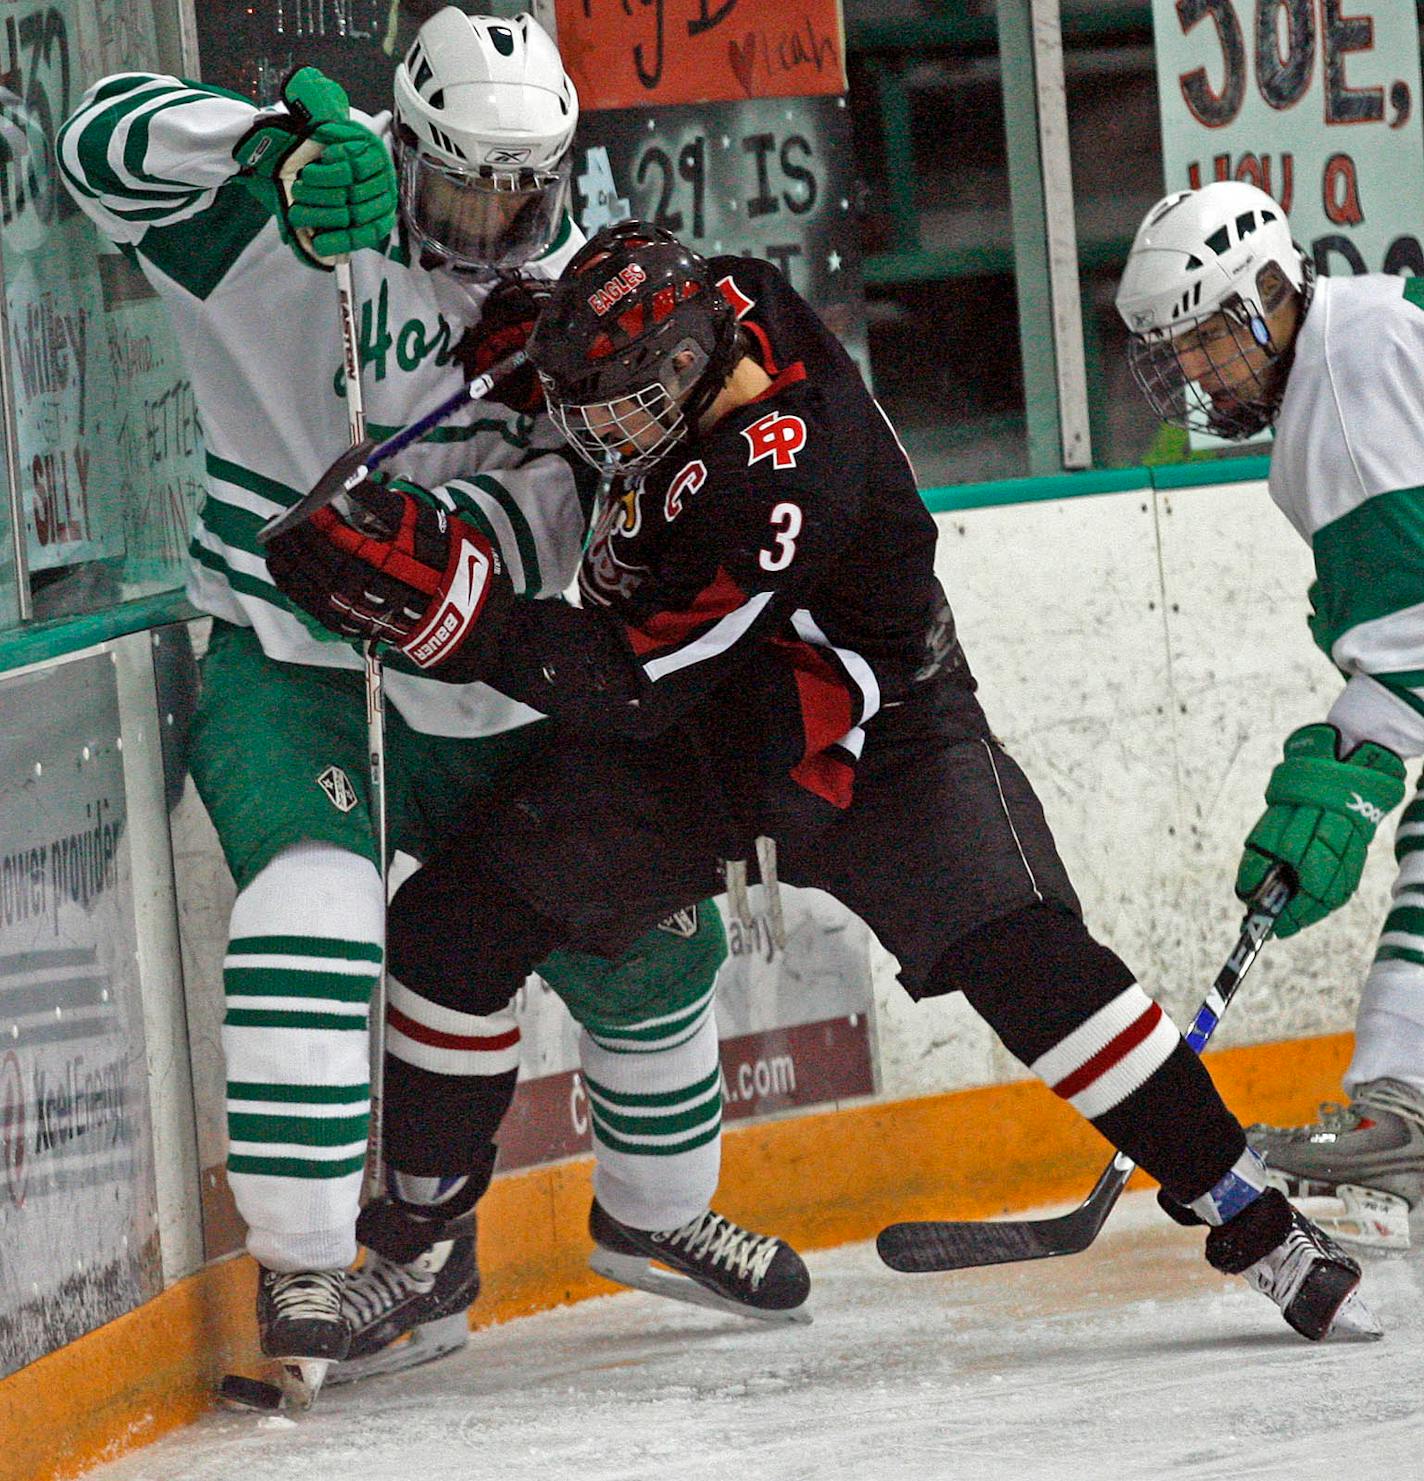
[1126, 299, 1282, 441]
[399, 144, 570, 271]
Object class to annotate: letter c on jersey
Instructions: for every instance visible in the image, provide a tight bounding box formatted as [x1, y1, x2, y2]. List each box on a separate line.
[665, 459, 707, 521]
[742, 412, 808, 470]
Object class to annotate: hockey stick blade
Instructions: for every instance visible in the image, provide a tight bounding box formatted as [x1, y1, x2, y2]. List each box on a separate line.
[877, 865, 1294, 1274]
[877, 1155, 1134, 1273]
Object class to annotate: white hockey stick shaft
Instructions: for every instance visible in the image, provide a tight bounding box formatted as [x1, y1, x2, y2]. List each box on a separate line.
[334, 259, 389, 1201]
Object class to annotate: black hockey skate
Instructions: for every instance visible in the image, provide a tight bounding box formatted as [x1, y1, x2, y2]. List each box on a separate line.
[329, 1198, 479, 1384]
[588, 1199, 811, 1324]
[257, 1267, 350, 1408]
[1205, 1188, 1382, 1341]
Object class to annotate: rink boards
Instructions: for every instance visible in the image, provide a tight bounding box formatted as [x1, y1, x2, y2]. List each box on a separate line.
[0, 480, 1392, 1480]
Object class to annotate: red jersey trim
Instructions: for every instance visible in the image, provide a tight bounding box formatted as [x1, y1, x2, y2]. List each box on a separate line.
[625, 565, 749, 656]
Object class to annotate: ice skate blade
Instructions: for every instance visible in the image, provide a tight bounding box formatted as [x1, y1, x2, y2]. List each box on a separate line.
[1325, 1288, 1384, 1342]
[277, 1357, 331, 1409]
[1264, 1174, 1412, 1254]
[327, 1313, 470, 1385]
[589, 1248, 811, 1325]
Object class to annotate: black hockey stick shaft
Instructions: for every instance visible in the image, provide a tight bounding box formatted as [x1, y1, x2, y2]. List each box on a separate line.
[876, 863, 1295, 1273]
[257, 349, 530, 543]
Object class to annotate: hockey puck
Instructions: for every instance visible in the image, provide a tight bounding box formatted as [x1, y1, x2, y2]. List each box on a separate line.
[218, 1374, 285, 1412]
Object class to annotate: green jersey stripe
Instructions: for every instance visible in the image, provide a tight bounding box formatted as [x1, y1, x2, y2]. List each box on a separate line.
[1376, 943, 1424, 968]
[136, 186, 272, 299]
[189, 536, 290, 610]
[1309, 486, 1424, 661]
[229, 935, 383, 963]
[457, 475, 541, 595]
[586, 1020, 707, 1056]
[225, 967, 374, 1003]
[125, 93, 226, 192]
[64, 80, 209, 204]
[228, 1111, 368, 1145]
[584, 989, 715, 1043]
[225, 1008, 370, 1030]
[1382, 905, 1424, 938]
[582, 1065, 721, 1110]
[1371, 676, 1424, 723]
[587, 1003, 710, 1046]
[588, 1117, 722, 1158]
[229, 1080, 370, 1104]
[228, 1151, 367, 1180]
[588, 1100, 721, 1141]
[206, 453, 303, 510]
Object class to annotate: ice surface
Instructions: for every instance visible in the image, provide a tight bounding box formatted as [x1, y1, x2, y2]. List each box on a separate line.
[86, 1192, 1423, 1481]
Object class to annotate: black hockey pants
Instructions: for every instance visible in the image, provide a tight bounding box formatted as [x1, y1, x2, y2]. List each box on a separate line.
[384, 677, 1247, 1207]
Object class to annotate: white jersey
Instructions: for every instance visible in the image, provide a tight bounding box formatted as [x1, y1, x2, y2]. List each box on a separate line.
[58, 73, 587, 738]
[1270, 273, 1424, 756]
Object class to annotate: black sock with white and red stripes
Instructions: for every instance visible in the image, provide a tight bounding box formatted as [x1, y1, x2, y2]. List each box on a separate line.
[932, 904, 1247, 1204]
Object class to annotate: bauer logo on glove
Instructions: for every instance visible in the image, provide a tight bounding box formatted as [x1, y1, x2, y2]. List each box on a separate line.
[404, 532, 498, 668]
[265, 469, 512, 682]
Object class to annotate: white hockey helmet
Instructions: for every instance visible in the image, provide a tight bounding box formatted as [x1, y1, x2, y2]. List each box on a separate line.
[392, 9, 579, 272]
[1115, 181, 1310, 438]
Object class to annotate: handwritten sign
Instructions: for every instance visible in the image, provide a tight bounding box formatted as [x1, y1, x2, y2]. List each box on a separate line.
[1150, 0, 1424, 277]
[573, 94, 864, 354]
[1, 0, 208, 579]
[554, 0, 844, 111]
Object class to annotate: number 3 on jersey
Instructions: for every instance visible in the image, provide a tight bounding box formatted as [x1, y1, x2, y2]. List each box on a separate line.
[760, 501, 802, 571]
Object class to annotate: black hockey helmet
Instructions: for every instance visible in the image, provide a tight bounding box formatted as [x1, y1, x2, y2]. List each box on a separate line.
[528, 219, 741, 477]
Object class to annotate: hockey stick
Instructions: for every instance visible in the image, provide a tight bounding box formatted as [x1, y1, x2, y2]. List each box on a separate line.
[327, 258, 392, 1205]
[256, 349, 529, 543]
[876, 863, 1295, 1273]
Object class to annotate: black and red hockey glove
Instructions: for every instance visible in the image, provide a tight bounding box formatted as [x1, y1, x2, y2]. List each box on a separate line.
[452, 277, 548, 413]
[265, 471, 511, 681]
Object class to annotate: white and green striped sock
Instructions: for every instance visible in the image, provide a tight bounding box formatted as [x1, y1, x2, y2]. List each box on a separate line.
[222, 842, 382, 1271]
[1349, 793, 1424, 1093]
[582, 982, 723, 1232]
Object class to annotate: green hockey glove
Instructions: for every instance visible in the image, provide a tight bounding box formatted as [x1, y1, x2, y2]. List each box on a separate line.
[1236, 723, 1405, 937]
[232, 67, 397, 269]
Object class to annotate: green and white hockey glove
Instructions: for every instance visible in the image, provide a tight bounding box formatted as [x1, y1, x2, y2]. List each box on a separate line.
[1236, 723, 1406, 937]
[233, 66, 397, 269]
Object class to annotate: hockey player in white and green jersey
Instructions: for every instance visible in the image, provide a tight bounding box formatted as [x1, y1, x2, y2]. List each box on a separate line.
[58, 8, 804, 1402]
[1117, 179, 1424, 1249]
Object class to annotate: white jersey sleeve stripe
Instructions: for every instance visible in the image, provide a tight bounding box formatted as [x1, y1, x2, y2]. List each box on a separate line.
[643, 590, 775, 682]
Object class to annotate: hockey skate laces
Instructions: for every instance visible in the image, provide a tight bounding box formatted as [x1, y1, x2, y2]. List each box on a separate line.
[268, 1270, 343, 1320]
[343, 1252, 438, 1326]
[656, 1211, 780, 1288]
[1245, 1223, 1330, 1310]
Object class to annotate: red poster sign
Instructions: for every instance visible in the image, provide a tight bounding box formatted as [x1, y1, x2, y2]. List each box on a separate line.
[555, 0, 846, 112]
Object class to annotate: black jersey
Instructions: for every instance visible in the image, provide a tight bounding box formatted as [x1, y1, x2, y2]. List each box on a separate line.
[489, 255, 968, 823]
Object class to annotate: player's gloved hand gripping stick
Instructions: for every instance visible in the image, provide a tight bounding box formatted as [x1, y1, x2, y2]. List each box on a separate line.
[878, 864, 1296, 1273]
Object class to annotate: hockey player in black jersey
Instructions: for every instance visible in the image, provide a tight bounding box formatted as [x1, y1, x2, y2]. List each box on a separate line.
[268, 221, 1381, 1345]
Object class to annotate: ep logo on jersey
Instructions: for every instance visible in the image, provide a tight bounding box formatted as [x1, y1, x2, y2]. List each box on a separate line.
[742, 412, 807, 470]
